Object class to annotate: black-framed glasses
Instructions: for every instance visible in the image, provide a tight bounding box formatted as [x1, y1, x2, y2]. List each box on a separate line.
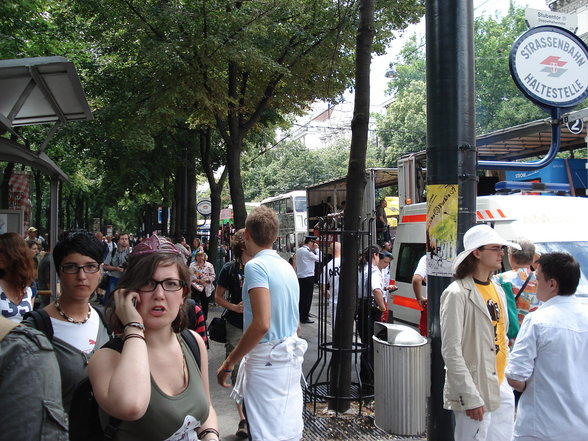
[139, 279, 185, 293]
[60, 263, 101, 274]
[479, 245, 507, 253]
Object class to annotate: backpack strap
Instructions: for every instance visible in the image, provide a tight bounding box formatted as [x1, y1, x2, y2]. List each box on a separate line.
[0, 317, 18, 341]
[515, 274, 533, 302]
[181, 329, 201, 370]
[91, 305, 114, 336]
[22, 309, 54, 340]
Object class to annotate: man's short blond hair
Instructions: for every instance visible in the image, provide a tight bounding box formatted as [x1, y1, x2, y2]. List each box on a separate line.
[245, 206, 278, 247]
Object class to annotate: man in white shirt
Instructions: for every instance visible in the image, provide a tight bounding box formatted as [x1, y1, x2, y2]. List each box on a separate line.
[377, 251, 396, 322]
[506, 252, 588, 441]
[412, 254, 428, 336]
[295, 236, 320, 324]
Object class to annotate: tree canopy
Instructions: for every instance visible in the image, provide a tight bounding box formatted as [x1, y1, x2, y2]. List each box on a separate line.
[1, 0, 424, 236]
[376, 6, 549, 166]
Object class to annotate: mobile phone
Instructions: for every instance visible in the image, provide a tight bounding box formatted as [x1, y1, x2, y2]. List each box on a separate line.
[132, 297, 137, 308]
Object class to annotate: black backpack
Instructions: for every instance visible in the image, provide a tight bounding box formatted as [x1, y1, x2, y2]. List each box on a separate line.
[23, 309, 201, 441]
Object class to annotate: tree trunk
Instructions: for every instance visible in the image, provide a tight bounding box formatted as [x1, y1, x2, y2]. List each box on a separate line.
[65, 194, 71, 230]
[187, 138, 197, 242]
[226, 136, 246, 228]
[198, 128, 228, 268]
[75, 192, 84, 228]
[173, 166, 182, 238]
[329, 0, 374, 412]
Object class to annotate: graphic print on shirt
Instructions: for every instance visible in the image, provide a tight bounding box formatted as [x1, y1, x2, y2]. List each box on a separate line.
[163, 415, 201, 441]
[0, 290, 33, 320]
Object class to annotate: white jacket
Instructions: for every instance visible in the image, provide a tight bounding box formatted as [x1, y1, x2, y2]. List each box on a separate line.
[440, 276, 509, 412]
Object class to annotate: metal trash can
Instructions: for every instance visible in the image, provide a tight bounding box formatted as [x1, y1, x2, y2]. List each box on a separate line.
[373, 322, 430, 436]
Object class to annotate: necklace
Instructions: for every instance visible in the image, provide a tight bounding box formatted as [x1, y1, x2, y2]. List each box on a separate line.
[54, 300, 91, 324]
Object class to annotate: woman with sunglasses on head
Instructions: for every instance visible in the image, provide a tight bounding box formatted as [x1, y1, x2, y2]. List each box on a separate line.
[0, 233, 36, 323]
[89, 235, 218, 441]
[23, 229, 110, 413]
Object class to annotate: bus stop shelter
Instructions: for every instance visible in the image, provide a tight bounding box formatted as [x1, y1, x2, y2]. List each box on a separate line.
[0, 56, 93, 293]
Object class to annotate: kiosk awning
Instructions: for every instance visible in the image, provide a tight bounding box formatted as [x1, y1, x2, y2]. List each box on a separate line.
[0, 56, 93, 180]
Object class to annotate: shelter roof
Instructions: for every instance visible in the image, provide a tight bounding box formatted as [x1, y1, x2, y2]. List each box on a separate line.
[0, 56, 93, 180]
[477, 107, 588, 161]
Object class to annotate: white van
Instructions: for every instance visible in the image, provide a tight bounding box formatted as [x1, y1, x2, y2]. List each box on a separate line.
[389, 194, 588, 328]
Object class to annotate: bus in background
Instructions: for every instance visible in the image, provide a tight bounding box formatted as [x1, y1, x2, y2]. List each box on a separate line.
[261, 190, 308, 258]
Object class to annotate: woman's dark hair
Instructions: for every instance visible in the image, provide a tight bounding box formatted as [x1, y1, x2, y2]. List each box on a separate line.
[454, 251, 479, 280]
[359, 244, 381, 268]
[0, 232, 36, 293]
[108, 252, 191, 334]
[53, 230, 104, 269]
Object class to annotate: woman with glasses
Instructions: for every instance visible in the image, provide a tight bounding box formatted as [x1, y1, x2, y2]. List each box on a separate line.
[23, 229, 110, 413]
[0, 233, 36, 323]
[88, 235, 219, 441]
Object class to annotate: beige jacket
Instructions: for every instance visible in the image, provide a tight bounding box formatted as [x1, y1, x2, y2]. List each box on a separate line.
[440, 276, 509, 412]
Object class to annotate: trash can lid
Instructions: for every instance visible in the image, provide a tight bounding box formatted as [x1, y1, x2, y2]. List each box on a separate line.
[373, 322, 427, 346]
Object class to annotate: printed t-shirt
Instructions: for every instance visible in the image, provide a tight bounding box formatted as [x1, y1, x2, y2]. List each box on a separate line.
[475, 280, 507, 384]
[0, 286, 34, 322]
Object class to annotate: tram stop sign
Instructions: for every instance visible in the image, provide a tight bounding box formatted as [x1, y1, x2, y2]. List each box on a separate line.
[510, 25, 588, 110]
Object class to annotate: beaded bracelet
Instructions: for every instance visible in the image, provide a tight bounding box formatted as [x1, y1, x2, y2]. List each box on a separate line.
[198, 428, 220, 440]
[123, 333, 146, 343]
[124, 322, 145, 332]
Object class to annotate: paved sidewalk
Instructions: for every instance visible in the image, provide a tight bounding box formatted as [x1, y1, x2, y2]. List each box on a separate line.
[206, 294, 427, 441]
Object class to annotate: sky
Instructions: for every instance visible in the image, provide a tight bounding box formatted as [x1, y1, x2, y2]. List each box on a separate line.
[369, 0, 552, 106]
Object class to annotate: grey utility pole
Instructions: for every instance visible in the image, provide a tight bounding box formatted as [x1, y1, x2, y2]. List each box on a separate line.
[425, 0, 477, 440]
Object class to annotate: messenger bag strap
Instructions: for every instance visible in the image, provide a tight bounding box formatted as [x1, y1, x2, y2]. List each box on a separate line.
[515, 273, 533, 302]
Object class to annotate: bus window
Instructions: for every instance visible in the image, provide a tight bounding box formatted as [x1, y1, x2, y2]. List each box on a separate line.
[286, 198, 294, 213]
[295, 197, 307, 213]
[395, 243, 425, 283]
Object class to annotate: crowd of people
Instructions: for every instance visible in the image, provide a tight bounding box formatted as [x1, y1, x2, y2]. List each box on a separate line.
[1, 210, 587, 441]
[0, 207, 306, 441]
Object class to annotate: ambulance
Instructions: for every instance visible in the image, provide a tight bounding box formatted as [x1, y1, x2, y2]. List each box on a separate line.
[389, 194, 588, 328]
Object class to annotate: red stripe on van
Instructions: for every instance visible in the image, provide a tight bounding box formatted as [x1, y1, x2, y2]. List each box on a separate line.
[476, 211, 484, 220]
[485, 210, 494, 219]
[497, 209, 506, 218]
[392, 295, 424, 311]
[401, 214, 426, 223]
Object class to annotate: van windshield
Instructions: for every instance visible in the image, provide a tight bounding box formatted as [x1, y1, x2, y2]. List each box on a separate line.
[535, 242, 588, 299]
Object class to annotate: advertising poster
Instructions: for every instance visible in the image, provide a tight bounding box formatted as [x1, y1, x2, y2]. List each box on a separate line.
[8, 171, 31, 228]
[426, 184, 458, 277]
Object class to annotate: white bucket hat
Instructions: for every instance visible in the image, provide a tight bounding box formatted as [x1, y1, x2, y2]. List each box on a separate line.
[452, 224, 521, 274]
